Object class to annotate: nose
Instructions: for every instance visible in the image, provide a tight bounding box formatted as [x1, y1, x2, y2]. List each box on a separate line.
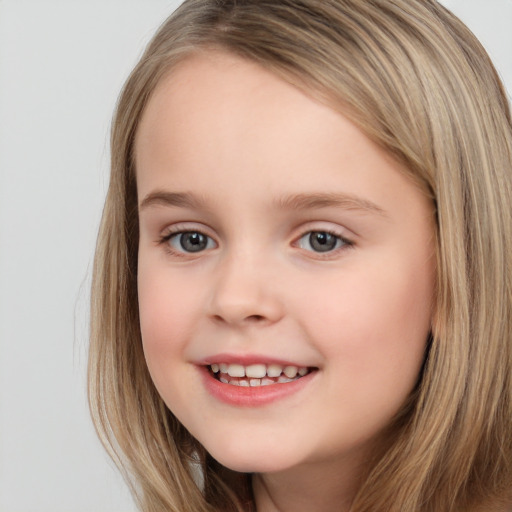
[207, 252, 285, 327]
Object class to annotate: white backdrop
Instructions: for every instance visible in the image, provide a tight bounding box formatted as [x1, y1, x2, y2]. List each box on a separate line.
[0, 1, 510, 511]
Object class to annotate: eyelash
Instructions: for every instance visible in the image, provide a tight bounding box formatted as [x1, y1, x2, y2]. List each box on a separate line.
[158, 227, 354, 258]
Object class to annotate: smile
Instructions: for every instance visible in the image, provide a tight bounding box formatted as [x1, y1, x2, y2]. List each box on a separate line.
[209, 363, 311, 387]
[200, 360, 318, 406]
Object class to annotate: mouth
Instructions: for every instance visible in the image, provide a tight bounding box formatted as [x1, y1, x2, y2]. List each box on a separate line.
[200, 359, 318, 406]
[207, 363, 314, 387]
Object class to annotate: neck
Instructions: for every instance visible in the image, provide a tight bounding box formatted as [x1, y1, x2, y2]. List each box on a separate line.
[252, 456, 365, 512]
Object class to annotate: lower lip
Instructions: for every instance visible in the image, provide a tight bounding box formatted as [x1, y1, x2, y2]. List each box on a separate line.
[198, 366, 317, 407]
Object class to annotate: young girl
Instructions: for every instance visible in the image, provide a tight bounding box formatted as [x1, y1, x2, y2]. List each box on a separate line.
[88, 1, 512, 511]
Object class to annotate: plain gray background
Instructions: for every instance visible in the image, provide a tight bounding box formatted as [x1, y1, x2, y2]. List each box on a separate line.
[0, 1, 510, 511]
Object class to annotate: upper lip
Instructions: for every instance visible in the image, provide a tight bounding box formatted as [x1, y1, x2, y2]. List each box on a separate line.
[196, 353, 316, 368]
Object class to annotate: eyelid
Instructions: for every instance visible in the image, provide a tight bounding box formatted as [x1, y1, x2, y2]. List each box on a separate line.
[159, 221, 216, 238]
[292, 221, 354, 242]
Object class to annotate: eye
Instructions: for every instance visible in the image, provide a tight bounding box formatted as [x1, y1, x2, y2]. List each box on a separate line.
[297, 231, 349, 253]
[166, 231, 216, 253]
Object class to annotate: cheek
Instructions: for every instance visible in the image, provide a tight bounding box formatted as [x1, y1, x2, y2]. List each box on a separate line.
[307, 263, 431, 339]
[137, 262, 200, 370]
[298, 252, 434, 387]
[137, 262, 210, 412]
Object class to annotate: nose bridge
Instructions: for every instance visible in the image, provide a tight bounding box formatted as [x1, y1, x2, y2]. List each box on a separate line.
[208, 245, 283, 325]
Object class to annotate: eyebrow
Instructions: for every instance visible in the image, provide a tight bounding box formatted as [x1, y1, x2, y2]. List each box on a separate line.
[139, 191, 206, 211]
[139, 190, 388, 218]
[274, 192, 388, 217]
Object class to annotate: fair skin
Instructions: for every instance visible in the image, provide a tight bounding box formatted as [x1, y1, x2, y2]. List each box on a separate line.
[135, 51, 436, 512]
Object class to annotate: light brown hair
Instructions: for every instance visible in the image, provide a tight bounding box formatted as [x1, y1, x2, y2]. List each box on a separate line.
[88, 1, 512, 510]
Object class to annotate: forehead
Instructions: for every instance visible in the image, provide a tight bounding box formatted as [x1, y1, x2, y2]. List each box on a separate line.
[134, 50, 332, 158]
[134, 50, 431, 223]
[135, 51, 388, 177]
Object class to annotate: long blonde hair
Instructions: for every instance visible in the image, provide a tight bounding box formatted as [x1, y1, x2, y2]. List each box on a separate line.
[88, 1, 512, 510]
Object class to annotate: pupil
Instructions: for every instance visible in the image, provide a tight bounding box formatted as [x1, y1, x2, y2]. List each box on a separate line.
[180, 232, 207, 252]
[310, 232, 337, 252]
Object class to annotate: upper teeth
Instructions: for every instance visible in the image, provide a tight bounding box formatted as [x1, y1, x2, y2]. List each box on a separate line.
[210, 363, 309, 379]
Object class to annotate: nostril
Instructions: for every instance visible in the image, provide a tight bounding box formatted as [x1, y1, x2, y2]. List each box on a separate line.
[212, 313, 266, 324]
[246, 314, 265, 322]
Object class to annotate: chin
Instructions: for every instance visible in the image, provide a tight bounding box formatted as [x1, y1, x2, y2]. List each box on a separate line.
[205, 440, 303, 474]
[214, 456, 295, 474]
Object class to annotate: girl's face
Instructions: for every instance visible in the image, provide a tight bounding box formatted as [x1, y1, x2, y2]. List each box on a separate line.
[136, 52, 435, 477]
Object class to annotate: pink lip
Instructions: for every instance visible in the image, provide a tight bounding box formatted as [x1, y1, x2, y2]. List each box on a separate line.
[197, 365, 317, 407]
